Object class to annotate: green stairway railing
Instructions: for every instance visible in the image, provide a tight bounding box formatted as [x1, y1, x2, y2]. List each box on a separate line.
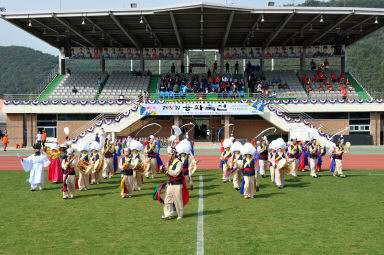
[37, 74, 65, 101]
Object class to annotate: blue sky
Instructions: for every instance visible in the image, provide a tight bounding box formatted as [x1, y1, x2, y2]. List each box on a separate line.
[0, 0, 307, 55]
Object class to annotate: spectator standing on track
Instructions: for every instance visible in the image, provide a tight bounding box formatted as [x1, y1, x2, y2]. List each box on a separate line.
[207, 69, 212, 78]
[37, 130, 42, 146]
[181, 63, 185, 74]
[310, 59, 316, 70]
[42, 129, 47, 147]
[188, 64, 192, 74]
[225, 62, 230, 73]
[1, 134, 8, 151]
[234, 61, 239, 74]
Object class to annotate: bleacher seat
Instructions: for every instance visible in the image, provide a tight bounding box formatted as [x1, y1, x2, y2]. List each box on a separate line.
[263, 71, 307, 100]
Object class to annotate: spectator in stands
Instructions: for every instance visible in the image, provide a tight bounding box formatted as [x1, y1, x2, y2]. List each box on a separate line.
[324, 78, 330, 86]
[342, 88, 348, 99]
[348, 84, 355, 92]
[93, 48, 100, 58]
[171, 63, 176, 74]
[97, 77, 102, 88]
[324, 59, 330, 69]
[37, 130, 42, 146]
[72, 86, 78, 94]
[110, 48, 117, 59]
[118, 48, 126, 59]
[307, 85, 313, 92]
[42, 129, 47, 147]
[77, 48, 85, 59]
[138, 91, 144, 103]
[271, 91, 277, 98]
[312, 76, 318, 83]
[331, 72, 337, 83]
[283, 81, 289, 89]
[234, 61, 239, 74]
[207, 69, 212, 78]
[318, 85, 325, 92]
[310, 59, 316, 70]
[265, 48, 272, 57]
[188, 64, 192, 74]
[225, 62, 230, 73]
[288, 47, 296, 57]
[144, 90, 150, 100]
[338, 84, 346, 91]
[66, 68, 71, 75]
[173, 83, 179, 93]
[86, 48, 93, 58]
[328, 85, 334, 92]
[278, 82, 283, 89]
[102, 48, 110, 59]
[213, 61, 218, 73]
[147, 70, 152, 76]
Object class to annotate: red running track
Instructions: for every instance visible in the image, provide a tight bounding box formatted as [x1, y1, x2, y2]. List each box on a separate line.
[2, 154, 384, 171]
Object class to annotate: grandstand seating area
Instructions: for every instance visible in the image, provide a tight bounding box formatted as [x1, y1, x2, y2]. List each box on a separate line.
[98, 71, 150, 100]
[299, 70, 360, 100]
[263, 71, 307, 100]
[47, 72, 107, 101]
[38, 69, 370, 101]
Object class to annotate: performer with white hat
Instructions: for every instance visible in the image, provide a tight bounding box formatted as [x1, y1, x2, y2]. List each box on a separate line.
[160, 146, 189, 220]
[228, 141, 243, 190]
[257, 136, 269, 178]
[18, 143, 50, 191]
[144, 134, 158, 179]
[240, 143, 259, 198]
[61, 148, 78, 199]
[45, 142, 63, 183]
[220, 138, 233, 182]
[308, 138, 320, 178]
[269, 138, 287, 189]
[119, 147, 135, 198]
[102, 134, 115, 179]
[77, 141, 91, 190]
[331, 138, 346, 178]
[287, 137, 302, 177]
[90, 141, 102, 184]
[129, 139, 144, 191]
[177, 139, 194, 190]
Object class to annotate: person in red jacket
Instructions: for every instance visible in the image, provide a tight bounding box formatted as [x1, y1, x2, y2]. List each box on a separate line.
[1, 134, 8, 151]
[331, 72, 337, 82]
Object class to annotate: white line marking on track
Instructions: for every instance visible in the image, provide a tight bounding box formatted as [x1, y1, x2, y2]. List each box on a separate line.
[197, 175, 204, 255]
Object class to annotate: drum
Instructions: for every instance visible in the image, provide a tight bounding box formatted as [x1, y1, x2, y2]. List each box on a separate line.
[276, 158, 287, 170]
[95, 159, 104, 173]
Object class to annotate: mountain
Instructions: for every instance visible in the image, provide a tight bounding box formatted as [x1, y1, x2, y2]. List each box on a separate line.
[0, 46, 57, 97]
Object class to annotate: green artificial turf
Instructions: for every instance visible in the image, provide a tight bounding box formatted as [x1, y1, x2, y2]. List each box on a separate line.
[0, 169, 383, 255]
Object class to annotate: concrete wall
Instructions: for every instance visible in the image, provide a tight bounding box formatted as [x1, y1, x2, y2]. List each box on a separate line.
[309, 119, 350, 135]
[6, 114, 24, 147]
[232, 119, 287, 139]
[370, 112, 382, 146]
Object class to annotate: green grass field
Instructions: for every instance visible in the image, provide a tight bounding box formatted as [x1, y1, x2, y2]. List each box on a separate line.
[0, 169, 383, 255]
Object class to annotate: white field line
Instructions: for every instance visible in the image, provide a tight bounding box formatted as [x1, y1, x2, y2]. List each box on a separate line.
[197, 175, 204, 255]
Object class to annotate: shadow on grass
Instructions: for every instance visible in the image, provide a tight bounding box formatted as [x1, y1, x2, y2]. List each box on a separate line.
[183, 209, 224, 218]
[284, 182, 310, 188]
[189, 191, 223, 199]
[285, 178, 300, 183]
[203, 184, 220, 190]
[77, 192, 112, 198]
[256, 192, 285, 198]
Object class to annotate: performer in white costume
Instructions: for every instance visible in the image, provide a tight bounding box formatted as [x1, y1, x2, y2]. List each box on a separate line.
[19, 143, 50, 191]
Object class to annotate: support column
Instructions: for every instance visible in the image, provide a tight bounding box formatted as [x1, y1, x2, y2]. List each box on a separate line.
[260, 48, 265, 71]
[159, 60, 162, 75]
[140, 48, 145, 72]
[130, 59, 133, 72]
[27, 114, 36, 148]
[180, 52, 184, 73]
[112, 132, 116, 143]
[186, 50, 190, 67]
[370, 112, 381, 146]
[100, 58, 105, 72]
[243, 59, 246, 72]
[174, 115, 181, 140]
[59, 51, 66, 75]
[224, 115, 230, 139]
[300, 47, 306, 72]
[220, 50, 224, 73]
[341, 48, 347, 73]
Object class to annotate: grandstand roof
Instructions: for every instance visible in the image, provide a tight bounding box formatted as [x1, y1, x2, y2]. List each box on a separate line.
[2, 1, 384, 50]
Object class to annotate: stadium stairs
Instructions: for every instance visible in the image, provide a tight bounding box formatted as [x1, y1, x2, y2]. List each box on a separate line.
[346, 73, 371, 99]
[263, 103, 331, 145]
[69, 103, 143, 146]
[37, 74, 66, 101]
[95, 74, 110, 100]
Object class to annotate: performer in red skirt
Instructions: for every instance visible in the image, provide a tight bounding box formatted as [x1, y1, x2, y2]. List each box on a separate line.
[45, 142, 63, 183]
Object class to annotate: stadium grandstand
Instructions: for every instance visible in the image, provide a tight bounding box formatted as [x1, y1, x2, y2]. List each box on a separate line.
[1, 2, 384, 148]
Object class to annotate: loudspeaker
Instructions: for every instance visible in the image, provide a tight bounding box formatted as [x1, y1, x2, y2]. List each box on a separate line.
[334, 35, 343, 55]
[63, 35, 72, 57]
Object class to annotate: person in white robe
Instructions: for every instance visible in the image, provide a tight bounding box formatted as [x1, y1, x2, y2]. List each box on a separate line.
[18, 143, 50, 191]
